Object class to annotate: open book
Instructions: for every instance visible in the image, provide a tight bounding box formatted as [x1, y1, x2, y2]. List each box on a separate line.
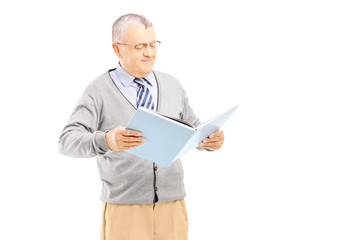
[125, 104, 239, 167]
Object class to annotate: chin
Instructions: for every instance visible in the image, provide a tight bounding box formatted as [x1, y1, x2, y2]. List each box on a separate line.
[143, 65, 154, 73]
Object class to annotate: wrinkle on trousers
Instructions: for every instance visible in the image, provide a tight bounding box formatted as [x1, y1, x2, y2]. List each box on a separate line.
[101, 199, 188, 240]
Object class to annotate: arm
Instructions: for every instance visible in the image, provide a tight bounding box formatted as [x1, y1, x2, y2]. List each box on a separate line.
[179, 86, 201, 129]
[179, 86, 220, 151]
[179, 86, 225, 151]
[58, 92, 110, 158]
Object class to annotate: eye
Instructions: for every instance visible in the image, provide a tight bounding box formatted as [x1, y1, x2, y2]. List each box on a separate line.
[151, 41, 161, 48]
[135, 44, 145, 50]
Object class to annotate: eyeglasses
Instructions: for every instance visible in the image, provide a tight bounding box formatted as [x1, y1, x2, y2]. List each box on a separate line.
[116, 40, 161, 50]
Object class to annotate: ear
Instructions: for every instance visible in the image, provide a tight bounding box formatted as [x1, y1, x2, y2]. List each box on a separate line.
[112, 43, 122, 59]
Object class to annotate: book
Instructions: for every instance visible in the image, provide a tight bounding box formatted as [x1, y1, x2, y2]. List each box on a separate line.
[125, 104, 239, 167]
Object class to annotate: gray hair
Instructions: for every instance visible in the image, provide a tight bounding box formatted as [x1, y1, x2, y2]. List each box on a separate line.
[112, 13, 153, 43]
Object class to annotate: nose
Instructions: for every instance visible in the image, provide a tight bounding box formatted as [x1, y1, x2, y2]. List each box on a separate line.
[143, 44, 155, 57]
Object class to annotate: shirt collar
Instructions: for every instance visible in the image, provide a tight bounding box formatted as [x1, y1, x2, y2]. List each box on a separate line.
[114, 62, 156, 88]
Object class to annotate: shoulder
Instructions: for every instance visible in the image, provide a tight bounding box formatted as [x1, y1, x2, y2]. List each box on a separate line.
[152, 69, 183, 89]
[83, 69, 115, 97]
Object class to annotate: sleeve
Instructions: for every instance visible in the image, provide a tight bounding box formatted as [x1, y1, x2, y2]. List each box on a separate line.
[58, 92, 111, 158]
[179, 86, 213, 152]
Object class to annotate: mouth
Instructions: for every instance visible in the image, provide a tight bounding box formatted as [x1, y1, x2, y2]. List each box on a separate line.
[141, 59, 153, 63]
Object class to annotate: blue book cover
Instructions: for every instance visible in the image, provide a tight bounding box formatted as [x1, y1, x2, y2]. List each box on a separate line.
[125, 105, 239, 167]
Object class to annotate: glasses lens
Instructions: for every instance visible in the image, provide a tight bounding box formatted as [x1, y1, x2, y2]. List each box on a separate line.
[135, 44, 145, 50]
[150, 41, 160, 48]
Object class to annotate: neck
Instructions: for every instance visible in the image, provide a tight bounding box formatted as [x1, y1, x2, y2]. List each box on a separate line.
[118, 62, 150, 78]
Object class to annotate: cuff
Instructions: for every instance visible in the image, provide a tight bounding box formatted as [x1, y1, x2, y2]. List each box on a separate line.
[94, 130, 111, 153]
[196, 146, 215, 152]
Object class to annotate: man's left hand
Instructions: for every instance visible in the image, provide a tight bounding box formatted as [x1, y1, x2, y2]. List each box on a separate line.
[199, 129, 224, 150]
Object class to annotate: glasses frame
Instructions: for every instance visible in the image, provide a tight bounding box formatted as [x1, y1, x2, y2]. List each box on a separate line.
[116, 40, 161, 50]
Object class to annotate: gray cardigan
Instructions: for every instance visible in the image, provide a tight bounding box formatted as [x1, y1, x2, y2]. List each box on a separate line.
[58, 69, 202, 204]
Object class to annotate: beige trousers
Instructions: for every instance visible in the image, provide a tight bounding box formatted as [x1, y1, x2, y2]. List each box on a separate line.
[101, 199, 188, 240]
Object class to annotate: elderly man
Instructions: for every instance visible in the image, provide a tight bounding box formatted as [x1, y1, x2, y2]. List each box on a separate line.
[59, 13, 224, 240]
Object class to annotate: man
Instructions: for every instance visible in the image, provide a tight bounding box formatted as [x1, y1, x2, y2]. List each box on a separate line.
[58, 13, 224, 240]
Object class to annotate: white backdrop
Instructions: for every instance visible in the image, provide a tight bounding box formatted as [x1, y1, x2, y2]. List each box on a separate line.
[0, 0, 359, 239]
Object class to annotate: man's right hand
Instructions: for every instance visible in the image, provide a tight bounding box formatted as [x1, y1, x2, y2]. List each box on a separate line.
[105, 126, 145, 151]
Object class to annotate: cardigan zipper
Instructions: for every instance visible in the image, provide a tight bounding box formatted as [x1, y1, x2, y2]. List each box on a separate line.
[153, 71, 160, 203]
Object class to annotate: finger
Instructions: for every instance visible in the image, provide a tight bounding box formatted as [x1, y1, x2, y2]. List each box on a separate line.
[124, 143, 144, 148]
[202, 141, 222, 147]
[202, 138, 222, 146]
[122, 136, 146, 143]
[123, 141, 145, 149]
[201, 141, 222, 149]
[202, 136, 222, 143]
[209, 129, 223, 138]
[200, 144, 215, 150]
[122, 129, 142, 137]
[202, 144, 219, 150]
[200, 142, 214, 148]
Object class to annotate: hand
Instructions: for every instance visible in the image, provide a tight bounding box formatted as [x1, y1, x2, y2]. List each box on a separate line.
[105, 126, 145, 151]
[199, 129, 224, 150]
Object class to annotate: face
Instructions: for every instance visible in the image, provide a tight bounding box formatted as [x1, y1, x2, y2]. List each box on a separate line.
[113, 24, 157, 78]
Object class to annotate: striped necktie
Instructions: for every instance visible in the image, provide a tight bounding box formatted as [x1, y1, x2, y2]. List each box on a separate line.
[134, 78, 155, 110]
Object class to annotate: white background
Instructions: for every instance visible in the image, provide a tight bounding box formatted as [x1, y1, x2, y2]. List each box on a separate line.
[0, 0, 359, 239]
